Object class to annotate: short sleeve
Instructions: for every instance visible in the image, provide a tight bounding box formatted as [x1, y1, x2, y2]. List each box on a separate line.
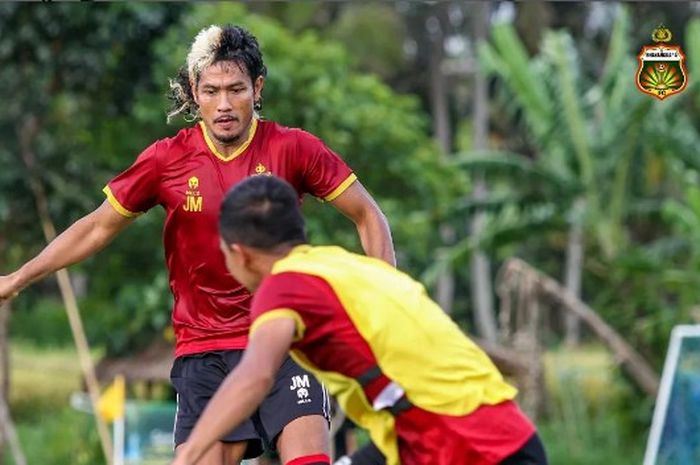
[104, 142, 161, 217]
[249, 273, 308, 342]
[250, 272, 340, 342]
[295, 131, 356, 201]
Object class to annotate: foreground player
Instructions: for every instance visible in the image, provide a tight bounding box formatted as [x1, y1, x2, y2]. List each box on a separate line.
[0, 25, 394, 465]
[172, 175, 548, 465]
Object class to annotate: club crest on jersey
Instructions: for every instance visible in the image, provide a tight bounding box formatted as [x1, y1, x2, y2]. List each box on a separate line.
[183, 176, 203, 212]
[253, 163, 273, 176]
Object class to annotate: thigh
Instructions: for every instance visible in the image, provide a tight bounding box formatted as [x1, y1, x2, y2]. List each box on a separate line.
[256, 356, 331, 453]
[171, 351, 262, 456]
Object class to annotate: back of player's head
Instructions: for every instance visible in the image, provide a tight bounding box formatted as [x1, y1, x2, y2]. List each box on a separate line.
[219, 175, 307, 250]
[168, 24, 268, 122]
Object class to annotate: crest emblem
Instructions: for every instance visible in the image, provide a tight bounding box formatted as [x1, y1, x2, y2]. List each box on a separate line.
[183, 176, 203, 212]
[253, 163, 272, 176]
[636, 25, 688, 100]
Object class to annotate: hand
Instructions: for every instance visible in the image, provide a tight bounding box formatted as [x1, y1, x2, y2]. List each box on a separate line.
[0, 274, 21, 305]
[169, 443, 199, 465]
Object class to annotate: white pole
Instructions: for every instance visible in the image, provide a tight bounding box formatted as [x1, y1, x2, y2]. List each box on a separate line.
[114, 414, 125, 465]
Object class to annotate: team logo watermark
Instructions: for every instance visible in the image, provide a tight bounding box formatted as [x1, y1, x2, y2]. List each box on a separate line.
[289, 374, 312, 405]
[636, 25, 688, 100]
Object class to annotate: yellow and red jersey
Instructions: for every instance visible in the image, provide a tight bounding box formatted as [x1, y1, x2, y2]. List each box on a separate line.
[105, 121, 355, 356]
[250, 245, 534, 465]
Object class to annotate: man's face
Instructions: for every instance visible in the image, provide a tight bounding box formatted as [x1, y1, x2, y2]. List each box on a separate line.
[194, 61, 263, 145]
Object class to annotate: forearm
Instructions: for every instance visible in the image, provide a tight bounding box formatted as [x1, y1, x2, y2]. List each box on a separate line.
[12, 213, 118, 290]
[357, 209, 396, 267]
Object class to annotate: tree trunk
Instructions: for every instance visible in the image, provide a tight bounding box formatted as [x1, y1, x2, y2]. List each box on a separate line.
[427, 14, 456, 313]
[469, 2, 498, 342]
[501, 258, 660, 396]
[564, 198, 585, 345]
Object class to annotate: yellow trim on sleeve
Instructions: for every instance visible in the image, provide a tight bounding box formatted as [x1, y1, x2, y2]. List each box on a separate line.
[103, 186, 142, 218]
[199, 118, 258, 162]
[323, 173, 357, 202]
[250, 308, 306, 342]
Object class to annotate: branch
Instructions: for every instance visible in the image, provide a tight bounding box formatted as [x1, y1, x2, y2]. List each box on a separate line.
[500, 258, 660, 396]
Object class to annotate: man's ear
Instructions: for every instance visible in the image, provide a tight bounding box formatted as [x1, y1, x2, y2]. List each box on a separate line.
[232, 243, 251, 266]
[254, 76, 264, 101]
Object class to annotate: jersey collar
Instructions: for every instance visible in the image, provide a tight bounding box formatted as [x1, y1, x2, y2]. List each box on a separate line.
[199, 118, 258, 162]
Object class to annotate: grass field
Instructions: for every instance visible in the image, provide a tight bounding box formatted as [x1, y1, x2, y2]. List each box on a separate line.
[9, 342, 88, 420]
[5, 341, 103, 465]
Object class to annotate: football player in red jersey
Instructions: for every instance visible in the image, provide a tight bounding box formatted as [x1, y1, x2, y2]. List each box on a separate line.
[171, 175, 547, 465]
[0, 25, 394, 465]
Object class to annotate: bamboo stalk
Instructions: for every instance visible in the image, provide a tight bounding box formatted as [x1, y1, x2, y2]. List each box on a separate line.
[17, 117, 113, 465]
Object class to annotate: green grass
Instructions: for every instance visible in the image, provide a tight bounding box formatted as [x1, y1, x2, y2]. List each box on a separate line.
[4, 341, 104, 465]
[538, 344, 648, 465]
[9, 342, 101, 422]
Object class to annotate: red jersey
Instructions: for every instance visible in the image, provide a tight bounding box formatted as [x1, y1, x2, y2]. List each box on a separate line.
[104, 120, 356, 356]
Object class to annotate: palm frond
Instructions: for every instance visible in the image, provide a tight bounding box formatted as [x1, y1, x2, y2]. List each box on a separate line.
[481, 22, 554, 141]
[452, 150, 580, 193]
[600, 5, 631, 89]
[685, 18, 700, 103]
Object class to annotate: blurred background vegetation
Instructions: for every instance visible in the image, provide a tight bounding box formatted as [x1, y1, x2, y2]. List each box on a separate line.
[2, 2, 700, 464]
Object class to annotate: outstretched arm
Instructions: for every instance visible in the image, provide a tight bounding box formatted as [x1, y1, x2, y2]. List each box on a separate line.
[171, 318, 296, 465]
[0, 200, 134, 303]
[330, 181, 396, 266]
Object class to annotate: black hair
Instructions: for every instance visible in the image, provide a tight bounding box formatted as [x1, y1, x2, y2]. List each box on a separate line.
[167, 25, 268, 122]
[219, 176, 307, 250]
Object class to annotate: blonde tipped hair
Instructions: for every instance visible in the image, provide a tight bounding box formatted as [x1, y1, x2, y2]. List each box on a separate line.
[187, 25, 224, 83]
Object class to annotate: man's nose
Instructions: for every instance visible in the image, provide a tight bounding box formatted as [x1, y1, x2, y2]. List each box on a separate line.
[217, 92, 233, 112]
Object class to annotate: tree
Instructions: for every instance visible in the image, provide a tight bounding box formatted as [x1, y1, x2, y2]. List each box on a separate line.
[445, 6, 700, 348]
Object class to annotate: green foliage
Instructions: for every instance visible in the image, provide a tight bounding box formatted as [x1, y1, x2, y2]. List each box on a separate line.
[330, 4, 408, 80]
[0, 3, 185, 355]
[10, 298, 73, 348]
[9, 342, 87, 420]
[5, 342, 103, 464]
[452, 9, 700, 365]
[7, 408, 102, 465]
[540, 346, 649, 465]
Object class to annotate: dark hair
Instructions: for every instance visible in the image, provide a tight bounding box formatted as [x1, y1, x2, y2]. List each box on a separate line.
[167, 25, 268, 122]
[219, 176, 307, 250]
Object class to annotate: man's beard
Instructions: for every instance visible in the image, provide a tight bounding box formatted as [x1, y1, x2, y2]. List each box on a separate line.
[213, 131, 242, 145]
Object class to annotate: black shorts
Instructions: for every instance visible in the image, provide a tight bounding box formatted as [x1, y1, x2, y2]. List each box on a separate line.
[499, 433, 548, 465]
[170, 350, 330, 459]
